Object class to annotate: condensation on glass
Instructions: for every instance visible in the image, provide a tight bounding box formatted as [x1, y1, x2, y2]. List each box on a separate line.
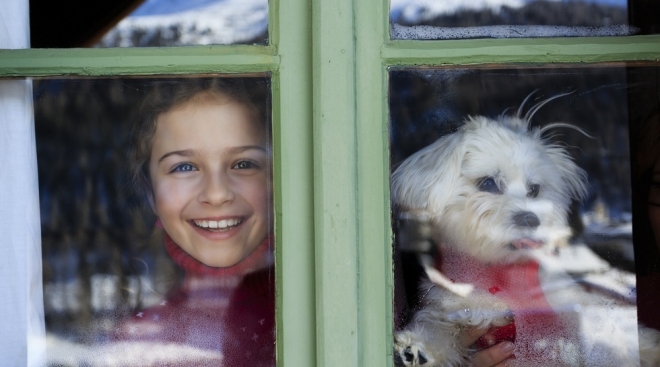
[95, 0, 268, 47]
[390, 65, 660, 366]
[390, 0, 659, 40]
[36, 76, 276, 366]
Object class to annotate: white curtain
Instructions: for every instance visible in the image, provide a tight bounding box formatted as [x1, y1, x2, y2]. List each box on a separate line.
[0, 1, 46, 365]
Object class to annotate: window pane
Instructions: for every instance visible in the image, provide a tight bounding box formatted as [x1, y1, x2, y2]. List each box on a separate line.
[30, 0, 268, 48]
[35, 76, 276, 366]
[99, 0, 268, 47]
[390, 65, 660, 366]
[390, 0, 659, 40]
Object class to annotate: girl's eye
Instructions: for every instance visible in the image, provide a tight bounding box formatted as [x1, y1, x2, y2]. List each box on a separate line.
[172, 163, 196, 173]
[477, 177, 503, 194]
[233, 160, 259, 170]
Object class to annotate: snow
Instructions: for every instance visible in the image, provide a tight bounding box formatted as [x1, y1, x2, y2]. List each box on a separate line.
[390, 0, 628, 24]
[532, 243, 636, 304]
[46, 335, 223, 366]
[97, 0, 633, 47]
[578, 306, 640, 366]
[132, 0, 229, 16]
[391, 23, 638, 40]
[390, 0, 527, 24]
[98, 0, 268, 47]
[529, 245, 640, 365]
[44, 275, 162, 314]
[543, 244, 612, 274]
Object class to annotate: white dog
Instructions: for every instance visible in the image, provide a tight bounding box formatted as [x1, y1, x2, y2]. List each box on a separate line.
[392, 94, 646, 367]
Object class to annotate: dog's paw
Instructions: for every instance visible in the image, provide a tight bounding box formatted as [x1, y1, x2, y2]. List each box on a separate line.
[394, 331, 433, 366]
[393, 346, 430, 367]
[394, 328, 468, 367]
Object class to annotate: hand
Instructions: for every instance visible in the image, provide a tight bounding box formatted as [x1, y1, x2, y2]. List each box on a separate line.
[459, 326, 515, 367]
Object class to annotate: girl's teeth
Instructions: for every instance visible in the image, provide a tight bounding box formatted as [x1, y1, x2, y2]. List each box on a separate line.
[194, 219, 241, 229]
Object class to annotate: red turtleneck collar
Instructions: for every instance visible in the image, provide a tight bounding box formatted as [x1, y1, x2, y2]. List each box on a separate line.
[116, 234, 277, 366]
[165, 234, 274, 277]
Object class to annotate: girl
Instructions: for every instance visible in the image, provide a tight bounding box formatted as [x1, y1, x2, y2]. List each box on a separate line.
[119, 78, 275, 367]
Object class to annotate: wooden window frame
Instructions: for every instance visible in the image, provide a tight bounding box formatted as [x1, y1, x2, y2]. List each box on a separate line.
[1, 0, 659, 365]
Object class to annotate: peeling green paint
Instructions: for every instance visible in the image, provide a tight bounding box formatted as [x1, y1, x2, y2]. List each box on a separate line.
[1, 1, 660, 366]
[383, 35, 660, 66]
[0, 46, 278, 76]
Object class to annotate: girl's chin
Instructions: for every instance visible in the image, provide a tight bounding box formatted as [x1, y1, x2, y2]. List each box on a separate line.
[198, 256, 242, 268]
[194, 239, 266, 268]
[184, 232, 253, 267]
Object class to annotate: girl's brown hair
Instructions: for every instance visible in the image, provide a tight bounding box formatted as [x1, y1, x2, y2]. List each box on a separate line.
[130, 77, 270, 201]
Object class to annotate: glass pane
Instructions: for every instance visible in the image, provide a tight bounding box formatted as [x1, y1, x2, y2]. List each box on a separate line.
[30, 0, 268, 48]
[390, 65, 660, 366]
[390, 0, 659, 40]
[35, 76, 276, 366]
[97, 0, 268, 47]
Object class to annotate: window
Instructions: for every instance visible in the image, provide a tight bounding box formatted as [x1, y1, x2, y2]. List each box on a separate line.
[1, 0, 659, 366]
[1, 1, 314, 365]
[389, 65, 658, 365]
[28, 0, 269, 48]
[35, 76, 277, 365]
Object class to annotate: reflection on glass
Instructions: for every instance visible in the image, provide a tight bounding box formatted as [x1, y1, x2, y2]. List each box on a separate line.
[390, 0, 640, 40]
[390, 66, 660, 366]
[35, 77, 275, 366]
[96, 0, 268, 47]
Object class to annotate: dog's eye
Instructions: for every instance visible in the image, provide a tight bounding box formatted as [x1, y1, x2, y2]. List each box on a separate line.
[528, 184, 540, 198]
[477, 177, 502, 194]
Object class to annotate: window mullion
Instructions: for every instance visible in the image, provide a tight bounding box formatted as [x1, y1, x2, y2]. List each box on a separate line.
[355, 0, 392, 365]
[271, 0, 316, 366]
[312, 0, 359, 365]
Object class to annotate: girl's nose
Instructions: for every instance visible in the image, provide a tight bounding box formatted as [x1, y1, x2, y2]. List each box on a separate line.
[198, 173, 234, 205]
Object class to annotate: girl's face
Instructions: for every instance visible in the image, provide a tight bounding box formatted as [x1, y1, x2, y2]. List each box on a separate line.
[149, 93, 270, 267]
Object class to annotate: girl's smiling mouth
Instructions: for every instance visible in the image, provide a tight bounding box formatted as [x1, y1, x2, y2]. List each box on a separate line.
[191, 217, 244, 232]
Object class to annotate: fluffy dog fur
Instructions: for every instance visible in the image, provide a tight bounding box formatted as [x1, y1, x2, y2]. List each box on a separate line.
[392, 113, 587, 262]
[391, 95, 647, 366]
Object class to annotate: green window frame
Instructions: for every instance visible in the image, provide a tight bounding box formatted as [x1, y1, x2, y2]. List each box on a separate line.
[1, 0, 660, 366]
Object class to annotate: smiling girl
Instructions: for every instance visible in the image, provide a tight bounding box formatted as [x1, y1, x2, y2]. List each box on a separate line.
[119, 78, 275, 366]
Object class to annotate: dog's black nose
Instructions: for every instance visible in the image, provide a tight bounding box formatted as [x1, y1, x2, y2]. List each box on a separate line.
[513, 212, 540, 229]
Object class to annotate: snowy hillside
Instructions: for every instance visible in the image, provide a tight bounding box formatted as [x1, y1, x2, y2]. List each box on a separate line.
[97, 0, 633, 47]
[390, 0, 635, 39]
[97, 0, 268, 47]
[390, 0, 628, 24]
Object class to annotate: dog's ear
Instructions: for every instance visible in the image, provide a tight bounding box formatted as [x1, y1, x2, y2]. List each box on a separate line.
[391, 134, 465, 215]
